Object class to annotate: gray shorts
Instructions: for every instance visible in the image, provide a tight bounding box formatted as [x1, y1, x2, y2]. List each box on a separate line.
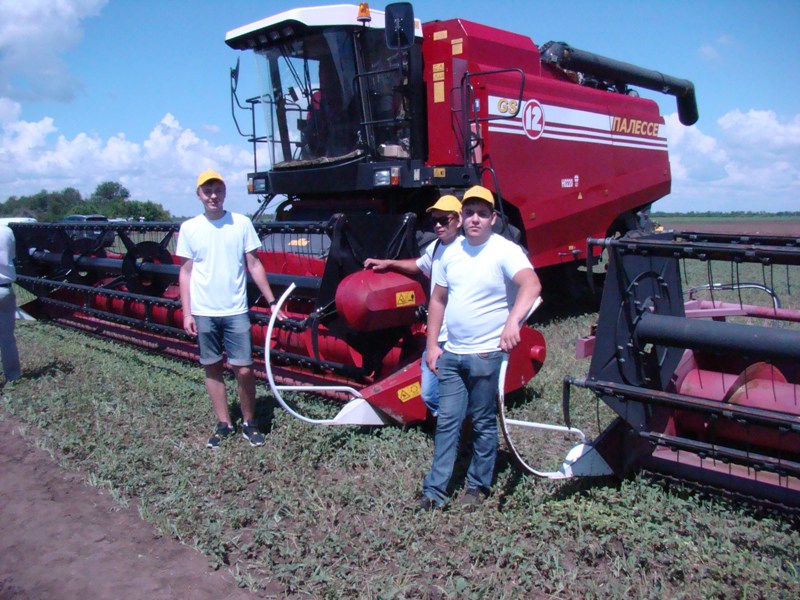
[195, 313, 253, 366]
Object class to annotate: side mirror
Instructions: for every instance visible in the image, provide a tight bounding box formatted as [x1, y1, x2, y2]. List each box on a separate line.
[230, 57, 240, 91]
[384, 2, 415, 50]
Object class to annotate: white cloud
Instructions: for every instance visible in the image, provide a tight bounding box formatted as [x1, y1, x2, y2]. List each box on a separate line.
[659, 110, 800, 212]
[0, 108, 254, 218]
[718, 109, 800, 150]
[697, 44, 720, 63]
[0, 1, 257, 218]
[0, 0, 107, 101]
[0, 97, 21, 123]
[697, 34, 735, 64]
[0, 99, 58, 167]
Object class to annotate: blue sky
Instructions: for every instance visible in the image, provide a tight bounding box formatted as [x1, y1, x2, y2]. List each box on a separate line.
[1, 0, 798, 218]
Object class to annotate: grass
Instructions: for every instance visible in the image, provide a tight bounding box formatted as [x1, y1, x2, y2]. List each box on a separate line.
[2, 257, 800, 597]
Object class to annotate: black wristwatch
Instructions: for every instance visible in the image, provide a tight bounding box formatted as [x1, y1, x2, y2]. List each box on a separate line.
[268, 299, 278, 307]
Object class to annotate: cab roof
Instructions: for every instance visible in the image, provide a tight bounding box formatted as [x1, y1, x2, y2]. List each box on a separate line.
[225, 4, 422, 50]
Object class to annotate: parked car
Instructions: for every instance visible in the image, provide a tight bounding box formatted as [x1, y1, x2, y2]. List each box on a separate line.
[0, 217, 37, 225]
[58, 214, 115, 248]
[59, 214, 108, 223]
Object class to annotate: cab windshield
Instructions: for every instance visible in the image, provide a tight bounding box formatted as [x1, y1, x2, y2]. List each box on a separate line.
[253, 28, 410, 166]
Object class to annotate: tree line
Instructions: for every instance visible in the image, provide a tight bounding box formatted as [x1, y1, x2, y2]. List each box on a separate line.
[0, 182, 173, 222]
[652, 210, 800, 217]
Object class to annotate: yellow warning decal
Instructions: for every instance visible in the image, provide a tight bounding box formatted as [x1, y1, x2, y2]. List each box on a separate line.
[288, 238, 309, 247]
[434, 81, 445, 103]
[433, 168, 446, 178]
[397, 382, 421, 403]
[396, 291, 416, 307]
[433, 30, 448, 41]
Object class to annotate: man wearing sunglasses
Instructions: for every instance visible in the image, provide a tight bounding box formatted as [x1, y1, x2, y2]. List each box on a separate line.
[419, 185, 541, 510]
[364, 195, 463, 417]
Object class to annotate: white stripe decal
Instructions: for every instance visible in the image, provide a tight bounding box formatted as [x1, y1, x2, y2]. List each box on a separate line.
[544, 104, 610, 131]
[547, 125, 613, 140]
[487, 95, 667, 151]
[542, 132, 614, 146]
[487, 126, 668, 151]
[487, 125, 525, 135]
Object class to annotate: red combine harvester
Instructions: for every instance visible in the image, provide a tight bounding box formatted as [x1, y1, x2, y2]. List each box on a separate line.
[10, 2, 695, 420]
[21, 4, 800, 507]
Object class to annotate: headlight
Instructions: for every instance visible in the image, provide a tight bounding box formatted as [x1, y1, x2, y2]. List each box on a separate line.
[248, 177, 267, 193]
[373, 169, 391, 186]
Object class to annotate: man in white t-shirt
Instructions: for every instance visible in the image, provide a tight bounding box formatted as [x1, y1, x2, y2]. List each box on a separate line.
[363, 195, 462, 417]
[177, 169, 283, 449]
[419, 185, 541, 509]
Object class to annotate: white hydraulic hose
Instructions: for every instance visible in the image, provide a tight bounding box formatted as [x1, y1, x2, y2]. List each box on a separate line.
[263, 282, 366, 425]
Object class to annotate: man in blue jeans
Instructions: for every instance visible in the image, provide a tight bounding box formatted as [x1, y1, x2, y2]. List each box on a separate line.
[0, 224, 21, 383]
[364, 195, 462, 417]
[420, 185, 541, 509]
[177, 169, 284, 449]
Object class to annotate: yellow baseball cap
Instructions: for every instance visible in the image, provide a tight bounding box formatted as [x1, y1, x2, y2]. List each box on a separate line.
[425, 194, 462, 213]
[196, 169, 225, 188]
[462, 185, 495, 207]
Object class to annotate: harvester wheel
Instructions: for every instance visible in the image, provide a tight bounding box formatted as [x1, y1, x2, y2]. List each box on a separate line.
[122, 241, 173, 296]
[59, 247, 105, 286]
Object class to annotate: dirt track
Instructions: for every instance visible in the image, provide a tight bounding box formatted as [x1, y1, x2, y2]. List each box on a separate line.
[0, 414, 257, 600]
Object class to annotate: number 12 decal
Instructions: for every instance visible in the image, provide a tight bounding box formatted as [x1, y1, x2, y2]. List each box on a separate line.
[522, 100, 545, 140]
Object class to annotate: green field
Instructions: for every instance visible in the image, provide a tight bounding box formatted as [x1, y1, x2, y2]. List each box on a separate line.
[656, 216, 800, 236]
[2, 256, 800, 597]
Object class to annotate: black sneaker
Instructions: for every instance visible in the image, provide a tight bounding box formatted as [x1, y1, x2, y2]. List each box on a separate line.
[416, 495, 440, 512]
[207, 422, 236, 449]
[241, 421, 265, 447]
[458, 488, 488, 507]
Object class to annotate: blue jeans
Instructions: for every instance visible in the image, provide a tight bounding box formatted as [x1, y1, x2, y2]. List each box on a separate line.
[422, 349, 504, 505]
[420, 343, 444, 416]
[0, 286, 21, 381]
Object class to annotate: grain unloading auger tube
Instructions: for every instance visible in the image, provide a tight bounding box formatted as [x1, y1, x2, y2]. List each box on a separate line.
[563, 230, 800, 507]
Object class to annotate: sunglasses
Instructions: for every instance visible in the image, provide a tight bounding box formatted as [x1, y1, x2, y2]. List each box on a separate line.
[431, 214, 455, 227]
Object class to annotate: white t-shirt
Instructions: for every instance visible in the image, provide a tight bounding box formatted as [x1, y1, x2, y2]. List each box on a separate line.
[0, 225, 15, 285]
[416, 236, 461, 343]
[434, 234, 533, 354]
[176, 211, 261, 316]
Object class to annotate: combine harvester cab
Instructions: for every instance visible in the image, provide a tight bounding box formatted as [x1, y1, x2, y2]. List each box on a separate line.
[563, 231, 800, 507]
[12, 3, 698, 435]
